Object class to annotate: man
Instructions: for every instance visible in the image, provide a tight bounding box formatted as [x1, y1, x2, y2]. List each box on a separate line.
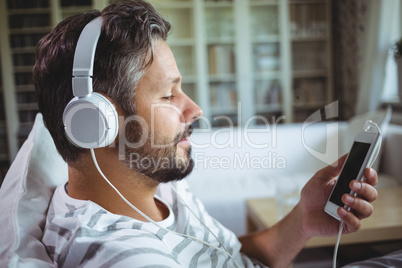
[33, 1, 378, 267]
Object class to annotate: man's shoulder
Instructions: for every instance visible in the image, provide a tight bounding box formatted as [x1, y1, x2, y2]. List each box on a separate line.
[49, 224, 180, 267]
[44, 187, 179, 267]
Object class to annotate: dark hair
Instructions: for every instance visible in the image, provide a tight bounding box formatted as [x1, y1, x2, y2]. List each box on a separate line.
[33, 0, 171, 163]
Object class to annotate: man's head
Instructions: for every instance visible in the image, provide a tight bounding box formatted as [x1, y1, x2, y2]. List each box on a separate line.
[120, 39, 202, 183]
[33, 0, 202, 182]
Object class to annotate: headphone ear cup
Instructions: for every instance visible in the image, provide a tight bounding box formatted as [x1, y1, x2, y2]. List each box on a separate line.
[63, 93, 119, 149]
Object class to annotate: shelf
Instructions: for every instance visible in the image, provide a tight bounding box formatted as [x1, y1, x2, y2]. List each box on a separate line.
[250, 1, 278, 7]
[208, 74, 236, 83]
[252, 35, 280, 43]
[61, 6, 93, 14]
[167, 38, 195, 46]
[11, 47, 37, 54]
[291, 35, 328, 42]
[181, 75, 197, 84]
[15, 85, 36, 92]
[292, 69, 328, 78]
[8, 8, 51, 15]
[157, 2, 193, 9]
[210, 107, 237, 115]
[254, 72, 281, 80]
[0, 121, 6, 132]
[293, 101, 327, 109]
[290, 0, 326, 4]
[204, 2, 233, 8]
[256, 103, 282, 113]
[9, 27, 52, 34]
[18, 103, 39, 111]
[206, 37, 235, 44]
[14, 66, 34, 73]
[0, 153, 8, 162]
[18, 122, 34, 137]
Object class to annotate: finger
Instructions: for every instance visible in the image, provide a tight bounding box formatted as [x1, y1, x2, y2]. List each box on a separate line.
[363, 168, 378, 187]
[337, 207, 361, 233]
[349, 180, 378, 203]
[342, 194, 374, 219]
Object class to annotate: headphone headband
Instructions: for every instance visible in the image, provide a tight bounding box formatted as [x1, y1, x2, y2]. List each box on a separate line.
[64, 16, 119, 149]
[72, 16, 103, 97]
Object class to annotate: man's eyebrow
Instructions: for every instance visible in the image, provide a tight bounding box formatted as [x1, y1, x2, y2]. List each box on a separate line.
[168, 76, 181, 85]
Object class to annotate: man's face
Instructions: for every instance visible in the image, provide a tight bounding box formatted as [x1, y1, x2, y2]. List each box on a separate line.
[119, 39, 202, 183]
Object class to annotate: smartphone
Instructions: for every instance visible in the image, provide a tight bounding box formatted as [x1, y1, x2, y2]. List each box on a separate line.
[324, 131, 380, 221]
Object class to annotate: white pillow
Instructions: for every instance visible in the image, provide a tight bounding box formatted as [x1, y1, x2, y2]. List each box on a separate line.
[341, 107, 392, 171]
[0, 113, 67, 267]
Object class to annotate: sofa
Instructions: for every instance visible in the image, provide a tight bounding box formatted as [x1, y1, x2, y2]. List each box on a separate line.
[186, 109, 402, 236]
[1, 109, 401, 266]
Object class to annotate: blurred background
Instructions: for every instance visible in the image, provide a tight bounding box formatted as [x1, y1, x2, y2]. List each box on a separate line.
[0, 0, 401, 183]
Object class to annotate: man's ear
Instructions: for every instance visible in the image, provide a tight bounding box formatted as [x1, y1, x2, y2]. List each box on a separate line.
[96, 92, 124, 147]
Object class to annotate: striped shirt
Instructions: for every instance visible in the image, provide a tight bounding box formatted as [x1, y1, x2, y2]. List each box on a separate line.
[42, 180, 267, 267]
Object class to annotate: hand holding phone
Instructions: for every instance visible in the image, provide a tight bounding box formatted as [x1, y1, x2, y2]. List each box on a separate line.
[324, 131, 380, 221]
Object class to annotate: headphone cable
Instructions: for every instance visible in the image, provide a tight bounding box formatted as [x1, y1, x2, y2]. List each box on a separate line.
[89, 149, 242, 268]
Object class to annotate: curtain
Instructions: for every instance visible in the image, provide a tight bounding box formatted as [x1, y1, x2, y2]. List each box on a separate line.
[332, 0, 369, 120]
[356, 0, 401, 115]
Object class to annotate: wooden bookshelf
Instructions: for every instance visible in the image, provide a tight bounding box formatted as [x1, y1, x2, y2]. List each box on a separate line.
[0, 0, 334, 168]
[151, 0, 333, 125]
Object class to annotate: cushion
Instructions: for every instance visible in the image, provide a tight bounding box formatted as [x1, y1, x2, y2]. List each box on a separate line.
[380, 124, 402, 184]
[344, 249, 402, 267]
[341, 107, 392, 171]
[0, 113, 67, 267]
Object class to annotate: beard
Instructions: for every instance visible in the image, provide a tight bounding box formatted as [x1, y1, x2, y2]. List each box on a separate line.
[117, 117, 195, 184]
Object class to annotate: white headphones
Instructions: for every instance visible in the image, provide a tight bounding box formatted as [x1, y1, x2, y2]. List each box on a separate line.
[63, 17, 118, 149]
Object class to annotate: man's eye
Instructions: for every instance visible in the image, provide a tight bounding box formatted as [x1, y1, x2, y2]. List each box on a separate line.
[162, 95, 174, 101]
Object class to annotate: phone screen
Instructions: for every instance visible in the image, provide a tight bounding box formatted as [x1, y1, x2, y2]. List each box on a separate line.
[329, 141, 371, 207]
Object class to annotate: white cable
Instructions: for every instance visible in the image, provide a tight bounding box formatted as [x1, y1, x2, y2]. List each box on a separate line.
[332, 120, 382, 268]
[168, 183, 228, 252]
[333, 222, 344, 268]
[89, 149, 242, 268]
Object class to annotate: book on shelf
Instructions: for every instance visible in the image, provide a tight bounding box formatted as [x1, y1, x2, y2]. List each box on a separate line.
[17, 92, 37, 103]
[7, 0, 49, 9]
[9, 14, 50, 29]
[290, 3, 327, 38]
[205, 6, 234, 40]
[209, 83, 237, 110]
[292, 42, 326, 70]
[208, 45, 235, 75]
[60, 0, 92, 7]
[13, 53, 36, 67]
[11, 33, 46, 48]
[0, 95, 5, 121]
[0, 138, 8, 155]
[255, 79, 282, 106]
[14, 72, 34, 86]
[250, 5, 278, 37]
[19, 110, 39, 123]
[213, 114, 238, 128]
[0, 122, 6, 136]
[171, 47, 193, 76]
[255, 111, 284, 125]
[293, 110, 312, 123]
[293, 78, 325, 104]
[254, 44, 279, 72]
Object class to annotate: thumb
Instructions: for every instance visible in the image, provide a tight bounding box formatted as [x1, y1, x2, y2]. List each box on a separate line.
[323, 154, 347, 178]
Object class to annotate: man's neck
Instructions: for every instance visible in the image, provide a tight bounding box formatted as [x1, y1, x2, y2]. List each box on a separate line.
[66, 148, 169, 222]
